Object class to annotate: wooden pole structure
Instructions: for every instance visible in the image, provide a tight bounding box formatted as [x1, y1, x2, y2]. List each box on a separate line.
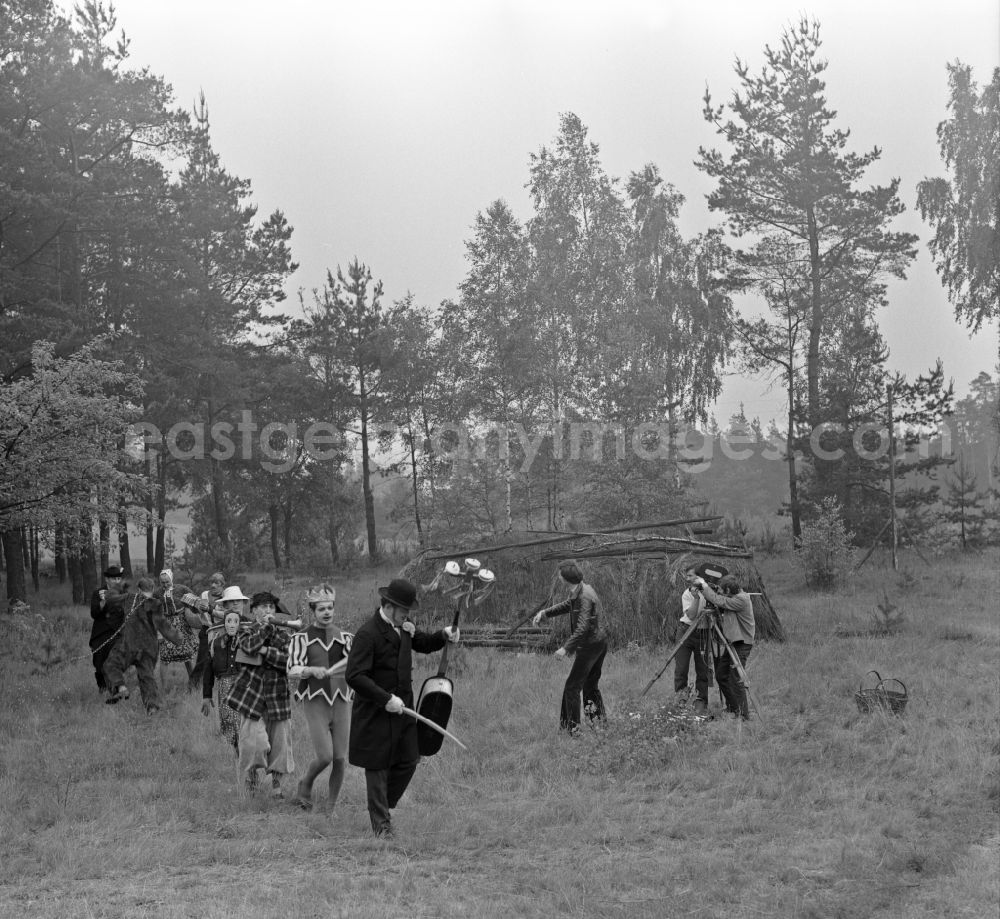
[887, 384, 898, 571]
[423, 515, 726, 560]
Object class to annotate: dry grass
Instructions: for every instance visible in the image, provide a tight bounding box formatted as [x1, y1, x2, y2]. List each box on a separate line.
[1, 551, 998, 918]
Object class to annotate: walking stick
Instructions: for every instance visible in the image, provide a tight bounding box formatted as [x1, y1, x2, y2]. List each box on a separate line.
[399, 706, 468, 751]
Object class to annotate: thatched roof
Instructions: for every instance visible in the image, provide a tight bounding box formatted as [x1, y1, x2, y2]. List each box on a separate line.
[401, 527, 785, 646]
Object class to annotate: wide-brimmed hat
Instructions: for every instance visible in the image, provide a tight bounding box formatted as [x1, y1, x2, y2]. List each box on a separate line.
[378, 578, 420, 611]
[103, 565, 125, 578]
[219, 586, 250, 603]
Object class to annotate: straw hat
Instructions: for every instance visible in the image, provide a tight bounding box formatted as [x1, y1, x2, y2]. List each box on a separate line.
[219, 586, 250, 603]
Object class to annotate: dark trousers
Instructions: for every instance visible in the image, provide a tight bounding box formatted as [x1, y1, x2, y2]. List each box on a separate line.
[103, 647, 161, 711]
[188, 626, 210, 688]
[673, 628, 712, 702]
[364, 759, 418, 834]
[91, 638, 119, 691]
[560, 639, 608, 731]
[715, 641, 751, 719]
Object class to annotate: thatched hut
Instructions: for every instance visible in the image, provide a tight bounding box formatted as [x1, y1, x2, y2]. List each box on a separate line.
[400, 527, 785, 649]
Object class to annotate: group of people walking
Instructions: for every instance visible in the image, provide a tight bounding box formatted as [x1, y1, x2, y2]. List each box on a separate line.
[87, 558, 755, 836]
[88, 568, 459, 837]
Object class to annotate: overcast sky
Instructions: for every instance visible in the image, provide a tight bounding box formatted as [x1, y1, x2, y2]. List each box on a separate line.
[88, 0, 999, 425]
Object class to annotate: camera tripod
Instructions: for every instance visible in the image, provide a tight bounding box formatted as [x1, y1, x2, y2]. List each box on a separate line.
[640, 605, 762, 722]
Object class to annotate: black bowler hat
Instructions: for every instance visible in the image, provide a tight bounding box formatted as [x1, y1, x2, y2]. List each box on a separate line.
[104, 565, 125, 578]
[377, 578, 420, 611]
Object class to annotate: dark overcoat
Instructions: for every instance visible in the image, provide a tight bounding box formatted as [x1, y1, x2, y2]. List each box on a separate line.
[89, 587, 127, 650]
[346, 610, 447, 770]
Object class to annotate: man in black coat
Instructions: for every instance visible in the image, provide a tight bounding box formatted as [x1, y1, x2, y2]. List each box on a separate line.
[345, 578, 458, 838]
[89, 565, 128, 693]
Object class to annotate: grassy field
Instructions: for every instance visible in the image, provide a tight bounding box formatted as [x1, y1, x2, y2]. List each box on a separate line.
[0, 551, 997, 919]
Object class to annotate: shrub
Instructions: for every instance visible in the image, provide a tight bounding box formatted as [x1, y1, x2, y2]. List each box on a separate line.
[796, 497, 854, 589]
[578, 696, 711, 775]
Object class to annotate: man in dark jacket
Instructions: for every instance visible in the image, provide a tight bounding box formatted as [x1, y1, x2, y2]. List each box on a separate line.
[89, 565, 128, 693]
[532, 561, 608, 733]
[104, 577, 186, 713]
[695, 574, 755, 720]
[346, 578, 458, 838]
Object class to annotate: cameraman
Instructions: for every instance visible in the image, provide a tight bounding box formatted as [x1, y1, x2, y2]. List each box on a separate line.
[675, 567, 712, 713]
[695, 574, 755, 720]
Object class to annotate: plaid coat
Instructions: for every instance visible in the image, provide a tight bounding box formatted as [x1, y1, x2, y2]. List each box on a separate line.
[224, 622, 291, 721]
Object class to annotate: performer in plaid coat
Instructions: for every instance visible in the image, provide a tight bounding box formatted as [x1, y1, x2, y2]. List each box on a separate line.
[225, 589, 294, 796]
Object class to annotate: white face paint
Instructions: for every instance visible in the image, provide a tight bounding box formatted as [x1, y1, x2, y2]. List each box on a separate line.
[224, 612, 241, 636]
[313, 600, 336, 626]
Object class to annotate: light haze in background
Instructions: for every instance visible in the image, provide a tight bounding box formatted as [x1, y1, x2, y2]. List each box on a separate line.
[83, 0, 999, 427]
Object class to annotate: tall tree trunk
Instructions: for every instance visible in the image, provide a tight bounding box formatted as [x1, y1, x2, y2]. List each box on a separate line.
[406, 423, 424, 546]
[327, 517, 340, 566]
[282, 499, 294, 568]
[29, 525, 39, 592]
[806, 205, 823, 428]
[66, 529, 85, 605]
[787, 384, 802, 540]
[145, 450, 155, 574]
[420, 405, 437, 538]
[99, 517, 111, 574]
[1, 530, 27, 606]
[118, 509, 133, 578]
[206, 387, 231, 565]
[154, 451, 167, 573]
[269, 503, 282, 570]
[359, 392, 378, 564]
[20, 527, 30, 573]
[54, 526, 66, 582]
[81, 522, 99, 600]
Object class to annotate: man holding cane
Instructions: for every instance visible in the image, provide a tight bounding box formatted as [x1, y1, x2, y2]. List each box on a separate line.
[345, 578, 459, 839]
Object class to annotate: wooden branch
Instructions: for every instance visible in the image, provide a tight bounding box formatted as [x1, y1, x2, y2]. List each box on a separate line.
[423, 516, 726, 560]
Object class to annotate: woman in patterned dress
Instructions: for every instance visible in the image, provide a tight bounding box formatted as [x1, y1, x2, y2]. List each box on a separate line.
[201, 608, 244, 752]
[287, 584, 353, 811]
[156, 569, 200, 684]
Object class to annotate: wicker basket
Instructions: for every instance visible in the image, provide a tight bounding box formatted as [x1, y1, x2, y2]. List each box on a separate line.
[855, 670, 908, 715]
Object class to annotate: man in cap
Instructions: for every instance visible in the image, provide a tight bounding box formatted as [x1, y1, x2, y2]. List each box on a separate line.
[225, 589, 295, 797]
[89, 565, 128, 693]
[345, 577, 459, 838]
